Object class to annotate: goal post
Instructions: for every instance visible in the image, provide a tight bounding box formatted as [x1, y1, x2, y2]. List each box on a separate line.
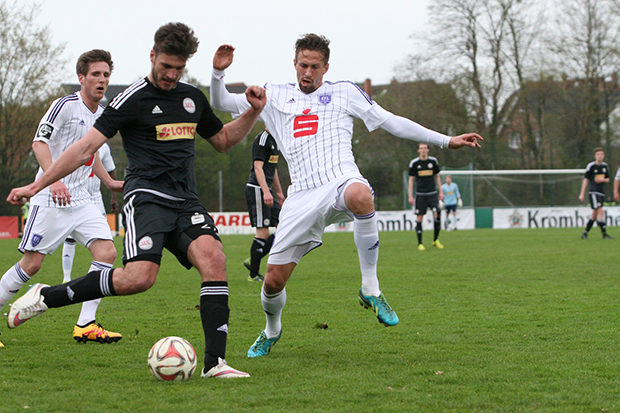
[403, 168, 588, 209]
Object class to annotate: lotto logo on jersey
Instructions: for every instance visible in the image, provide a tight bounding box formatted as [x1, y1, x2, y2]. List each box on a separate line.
[156, 123, 197, 140]
[418, 170, 434, 176]
[268, 155, 279, 163]
[293, 109, 318, 138]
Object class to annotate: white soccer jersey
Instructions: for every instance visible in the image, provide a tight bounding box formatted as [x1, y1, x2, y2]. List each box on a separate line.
[87, 143, 116, 213]
[217, 79, 389, 193]
[615, 167, 620, 181]
[30, 92, 104, 208]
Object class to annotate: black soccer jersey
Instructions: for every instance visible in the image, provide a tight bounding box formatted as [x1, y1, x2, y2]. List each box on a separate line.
[409, 156, 440, 194]
[247, 131, 280, 188]
[584, 161, 609, 195]
[94, 78, 223, 200]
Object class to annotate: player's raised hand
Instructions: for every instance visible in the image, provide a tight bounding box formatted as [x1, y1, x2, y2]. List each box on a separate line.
[246, 85, 266, 111]
[448, 133, 483, 149]
[213, 45, 235, 71]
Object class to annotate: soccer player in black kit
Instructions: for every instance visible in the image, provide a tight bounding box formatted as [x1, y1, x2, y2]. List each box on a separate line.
[408, 143, 444, 250]
[6, 23, 266, 378]
[579, 147, 612, 240]
[244, 130, 285, 282]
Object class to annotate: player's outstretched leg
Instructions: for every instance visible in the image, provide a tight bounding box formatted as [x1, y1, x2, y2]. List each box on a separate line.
[358, 288, 399, 326]
[7, 284, 49, 328]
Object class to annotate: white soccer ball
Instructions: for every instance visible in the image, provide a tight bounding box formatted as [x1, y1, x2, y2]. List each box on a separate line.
[147, 336, 197, 381]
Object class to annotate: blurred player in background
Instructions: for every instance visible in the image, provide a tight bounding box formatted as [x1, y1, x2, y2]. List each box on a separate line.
[613, 165, 620, 203]
[63, 142, 118, 283]
[441, 174, 462, 231]
[0, 49, 122, 343]
[7, 23, 265, 378]
[579, 147, 612, 239]
[211, 34, 482, 358]
[243, 129, 285, 282]
[408, 143, 444, 250]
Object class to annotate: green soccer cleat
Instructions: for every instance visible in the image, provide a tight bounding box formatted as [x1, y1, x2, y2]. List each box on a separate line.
[358, 289, 399, 327]
[417, 244, 426, 251]
[433, 240, 444, 249]
[247, 330, 281, 358]
[247, 274, 264, 282]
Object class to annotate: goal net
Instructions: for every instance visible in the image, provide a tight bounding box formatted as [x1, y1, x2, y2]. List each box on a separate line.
[439, 168, 586, 208]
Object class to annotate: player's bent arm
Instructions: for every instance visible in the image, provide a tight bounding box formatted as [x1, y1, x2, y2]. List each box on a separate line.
[613, 179, 619, 201]
[92, 154, 123, 193]
[8, 128, 108, 203]
[210, 68, 249, 113]
[208, 91, 265, 153]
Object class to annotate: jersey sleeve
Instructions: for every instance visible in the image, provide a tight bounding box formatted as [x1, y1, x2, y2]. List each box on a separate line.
[584, 164, 593, 180]
[99, 143, 116, 172]
[94, 104, 130, 139]
[196, 93, 224, 140]
[252, 133, 269, 163]
[344, 82, 389, 131]
[615, 168, 620, 181]
[33, 97, 70, 144]
[433, 160, 440, 174]
[408, 160, 417, 177]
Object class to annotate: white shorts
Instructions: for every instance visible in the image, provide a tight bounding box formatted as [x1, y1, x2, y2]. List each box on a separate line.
[19, 203, 113, 255]
[268, 173, 371, 265]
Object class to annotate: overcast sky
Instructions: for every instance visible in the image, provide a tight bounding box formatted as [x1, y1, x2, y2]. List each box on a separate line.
[32, 0, 431, 87]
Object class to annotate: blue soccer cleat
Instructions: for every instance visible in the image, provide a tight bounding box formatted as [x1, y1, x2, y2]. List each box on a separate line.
[247, 330, 281, 358]
[358, 289, 399, 326]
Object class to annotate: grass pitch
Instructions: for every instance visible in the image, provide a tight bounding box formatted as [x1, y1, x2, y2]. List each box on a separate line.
[0, 228, 618, 412]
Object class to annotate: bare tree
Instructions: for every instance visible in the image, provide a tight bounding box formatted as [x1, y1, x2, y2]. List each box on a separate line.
[549, 0, 620, 167]
[0, 1, 67, 214]
[397, 0, 546, 169]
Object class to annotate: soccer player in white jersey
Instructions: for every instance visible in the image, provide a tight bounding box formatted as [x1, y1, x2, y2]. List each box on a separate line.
[210, 34, 482, 358]
[0, 50, 123, 343]
[62, 142, 118, 283]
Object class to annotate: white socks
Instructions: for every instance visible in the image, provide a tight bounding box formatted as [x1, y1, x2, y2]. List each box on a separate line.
[62, 238, 77, 283]
[0, 263, 31, 311]
[354, 212, 381, 297]
[262, 287, 286, 338]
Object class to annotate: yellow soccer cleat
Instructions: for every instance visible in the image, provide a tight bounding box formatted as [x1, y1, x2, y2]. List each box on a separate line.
[73, 323, 122, 343]
[417, 244, 426, 251]
[433, 240, 444, 249]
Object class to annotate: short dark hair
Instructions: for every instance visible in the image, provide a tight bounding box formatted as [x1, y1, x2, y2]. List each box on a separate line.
[418, 143, 429, 149]
[295, 33, 330, 65]
[153, 22, 199, 60]
[76, 49, 113, 76]
[594, 147, 604, 154]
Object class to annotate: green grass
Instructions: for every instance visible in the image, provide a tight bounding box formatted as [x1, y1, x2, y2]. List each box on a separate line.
[0, 228, 619, 412]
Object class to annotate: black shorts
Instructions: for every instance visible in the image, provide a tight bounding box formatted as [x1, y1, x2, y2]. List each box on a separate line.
[588, 193, 604, 210]
[445, 204, 457, 213]
[245, 185, 281, 228]
[414, 193, 439, 216]
[122, 192, 220, 269]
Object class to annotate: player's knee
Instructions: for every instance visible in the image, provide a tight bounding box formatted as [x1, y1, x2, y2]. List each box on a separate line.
[344, 184, 374, 214]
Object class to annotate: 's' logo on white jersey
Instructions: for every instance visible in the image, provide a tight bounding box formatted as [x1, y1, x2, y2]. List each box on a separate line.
[152, 105, 163, 114]
[293, 109, 319, 138]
